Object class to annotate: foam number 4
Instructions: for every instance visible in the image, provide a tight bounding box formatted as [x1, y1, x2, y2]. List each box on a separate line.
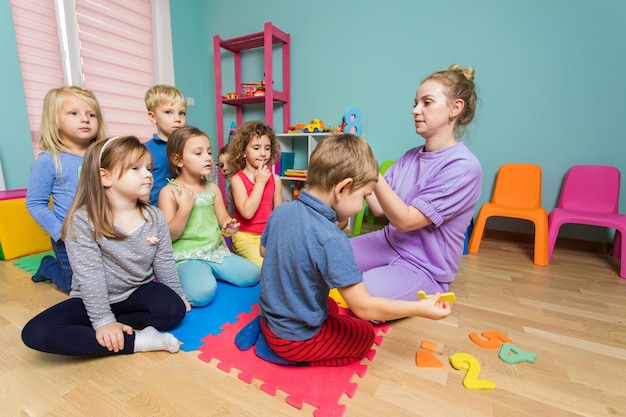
[449, 352, 496, 390]
[498, 342, 537, 364]
[469, 330, 512, 349]
[343, 107, 362, 135]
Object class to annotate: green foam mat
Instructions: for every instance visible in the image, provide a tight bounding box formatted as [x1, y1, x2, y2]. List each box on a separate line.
[12, 252, 55, 274]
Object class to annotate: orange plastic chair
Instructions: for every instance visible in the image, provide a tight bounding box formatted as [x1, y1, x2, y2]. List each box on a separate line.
[548, 165, 626, 278]
[468, 163, 549, 266]
[352, 160, 395, 236]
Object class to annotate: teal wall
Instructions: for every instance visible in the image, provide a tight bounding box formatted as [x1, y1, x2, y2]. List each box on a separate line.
[0, 0, 35, 189]
[2, 0, 625, 242]
[169, 0, 626, 242]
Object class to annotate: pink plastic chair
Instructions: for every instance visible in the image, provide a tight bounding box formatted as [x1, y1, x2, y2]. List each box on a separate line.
[547, 165, 626, 279]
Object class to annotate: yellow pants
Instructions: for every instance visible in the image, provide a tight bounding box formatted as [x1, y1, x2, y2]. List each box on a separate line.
[231, 231, 263, 268]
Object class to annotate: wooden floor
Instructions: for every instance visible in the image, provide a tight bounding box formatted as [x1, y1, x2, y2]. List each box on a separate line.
[2, 230, 626, 417]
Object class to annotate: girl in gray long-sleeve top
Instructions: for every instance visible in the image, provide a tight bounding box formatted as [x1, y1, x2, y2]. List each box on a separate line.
[22, 136, 191, 356]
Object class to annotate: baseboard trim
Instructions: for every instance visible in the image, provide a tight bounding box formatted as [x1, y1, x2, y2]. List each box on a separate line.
[483, 229, 613, 254]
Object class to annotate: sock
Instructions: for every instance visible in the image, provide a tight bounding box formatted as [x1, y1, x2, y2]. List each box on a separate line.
[254, 333, 298, 366]
[134, 326, 181, 353]
[32, 255, 55, 282]
[235, 316, 261, 351]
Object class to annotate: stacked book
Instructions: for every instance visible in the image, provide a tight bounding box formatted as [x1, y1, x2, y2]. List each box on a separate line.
[283, 169, 307, 179]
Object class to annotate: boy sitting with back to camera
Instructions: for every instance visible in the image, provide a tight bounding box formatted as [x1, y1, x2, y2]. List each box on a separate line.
[237, 133, 451, 366]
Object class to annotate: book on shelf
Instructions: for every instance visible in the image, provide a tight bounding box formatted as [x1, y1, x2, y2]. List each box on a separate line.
[283, 168, 307, 178]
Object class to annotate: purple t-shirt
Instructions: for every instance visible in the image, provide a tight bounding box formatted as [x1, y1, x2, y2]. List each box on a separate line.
[383, 142, 482, 283]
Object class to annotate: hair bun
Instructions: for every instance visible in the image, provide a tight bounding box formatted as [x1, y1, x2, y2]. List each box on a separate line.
[448, 64, 475, 82]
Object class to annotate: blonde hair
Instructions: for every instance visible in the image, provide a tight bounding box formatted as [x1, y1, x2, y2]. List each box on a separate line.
[229, 120, 280, 172]
[39, 86, 107, 171]
[144, 84, 186, 112]
[306, 133, 379, 191]
[63, 136, 153, 240]
[423, 64, 477, 139]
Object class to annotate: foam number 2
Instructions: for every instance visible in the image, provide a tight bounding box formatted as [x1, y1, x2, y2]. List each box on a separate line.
[343, 107, 362, 135]
[449, 352, 496, 390]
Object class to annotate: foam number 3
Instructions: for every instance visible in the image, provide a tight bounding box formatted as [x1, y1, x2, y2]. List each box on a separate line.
[449, 352, 496, 390]
[343, 107, 362, 135]
[469, 330, 512, 349]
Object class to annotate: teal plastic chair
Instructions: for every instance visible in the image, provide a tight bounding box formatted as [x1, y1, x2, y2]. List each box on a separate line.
[352, 160, 395, 236]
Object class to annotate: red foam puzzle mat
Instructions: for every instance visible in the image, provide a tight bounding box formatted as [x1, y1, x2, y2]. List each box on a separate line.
[198, 304, 389, 417]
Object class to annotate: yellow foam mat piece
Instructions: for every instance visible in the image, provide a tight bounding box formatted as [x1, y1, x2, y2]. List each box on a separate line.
[0, 198, 52, 260]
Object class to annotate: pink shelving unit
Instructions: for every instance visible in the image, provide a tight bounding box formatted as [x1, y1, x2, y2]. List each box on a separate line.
[213, 22, 291, 152]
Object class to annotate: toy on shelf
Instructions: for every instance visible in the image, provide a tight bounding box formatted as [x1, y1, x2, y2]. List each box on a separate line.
[287, 119, 338, 134]
[342, 107, 362, 135]
[228, 121, 237, 142]
[224, 92, 239, 99]
[303, 119, 325, 133]
[292, 182, 304, 199]
[241, 80, 266, 97]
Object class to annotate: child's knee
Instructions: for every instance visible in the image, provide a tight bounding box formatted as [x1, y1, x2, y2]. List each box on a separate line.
[22, 319, 46, 351]
[179, 271, 218, 307]
[239, 270, 261, 287]
[185, 282, 217, 307]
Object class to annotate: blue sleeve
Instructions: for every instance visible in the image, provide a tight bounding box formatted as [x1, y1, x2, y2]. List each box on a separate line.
[26, 153, 61, 241]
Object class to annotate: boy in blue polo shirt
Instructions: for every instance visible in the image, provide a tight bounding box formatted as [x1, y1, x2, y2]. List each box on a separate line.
[144, 85, 187, 206]
[237, 133, 451, 366]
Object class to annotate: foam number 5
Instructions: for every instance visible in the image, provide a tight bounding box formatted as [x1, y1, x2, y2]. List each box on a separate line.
[469, 330, 512, 349]
[343, 107, 362, 135]
[449, 352, 496, 390]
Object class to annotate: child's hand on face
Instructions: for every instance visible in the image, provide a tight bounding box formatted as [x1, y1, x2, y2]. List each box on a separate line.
[254, 164, 271, 185]
[420, 293, 452, 320]
[171, 183, 196, 213]
[222, 217, 240, 234]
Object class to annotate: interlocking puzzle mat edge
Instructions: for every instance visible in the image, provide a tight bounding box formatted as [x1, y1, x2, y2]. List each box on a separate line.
[198, 304, 389, 417]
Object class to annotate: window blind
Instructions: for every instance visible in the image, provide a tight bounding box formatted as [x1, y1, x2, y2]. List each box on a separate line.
[11, 0, 157, 153]
[75, 0, 155, 140]
[10, 0, 65, 155]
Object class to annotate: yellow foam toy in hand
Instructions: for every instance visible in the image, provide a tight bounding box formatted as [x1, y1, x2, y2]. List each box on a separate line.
[417, 290, 456, 304]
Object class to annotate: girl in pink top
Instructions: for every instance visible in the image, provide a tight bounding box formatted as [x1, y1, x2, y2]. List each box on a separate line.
[229, 121, 283, 267]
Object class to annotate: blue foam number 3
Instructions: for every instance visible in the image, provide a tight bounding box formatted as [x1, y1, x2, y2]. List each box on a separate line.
[343, 107, 362, 135]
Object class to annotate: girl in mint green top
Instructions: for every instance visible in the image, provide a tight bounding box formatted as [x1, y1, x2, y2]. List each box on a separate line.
[171, 187, 231, 263]
[159, 126, 260, 307]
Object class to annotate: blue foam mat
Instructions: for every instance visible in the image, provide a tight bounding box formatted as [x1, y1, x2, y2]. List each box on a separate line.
[170, 281, 260, 351]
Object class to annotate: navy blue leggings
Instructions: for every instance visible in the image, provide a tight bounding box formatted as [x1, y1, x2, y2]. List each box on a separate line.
[22, 282, 186, 356]
[37, 239, 73, 293]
